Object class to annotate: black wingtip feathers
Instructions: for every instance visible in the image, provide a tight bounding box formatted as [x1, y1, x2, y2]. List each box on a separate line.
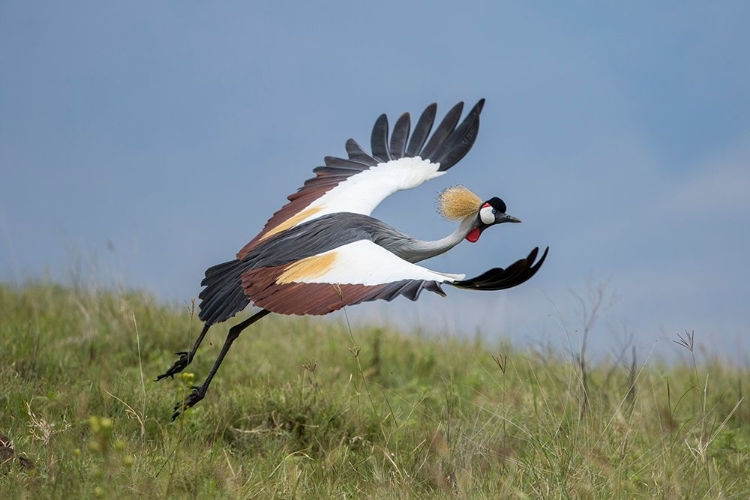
[452, 246, 549, 291]
[367, 99, 486, 171]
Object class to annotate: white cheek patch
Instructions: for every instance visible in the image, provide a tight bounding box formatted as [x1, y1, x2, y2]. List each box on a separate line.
[480, 206, 495, 225]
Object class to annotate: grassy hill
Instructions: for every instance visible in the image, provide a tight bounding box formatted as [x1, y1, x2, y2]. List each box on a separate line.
[1, 283, 748, 498]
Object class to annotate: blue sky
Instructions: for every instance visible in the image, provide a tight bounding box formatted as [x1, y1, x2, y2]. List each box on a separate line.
[2, 2, 749, 359]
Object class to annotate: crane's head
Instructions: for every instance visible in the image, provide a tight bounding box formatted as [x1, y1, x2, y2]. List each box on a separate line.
[438, 186, 521, 243]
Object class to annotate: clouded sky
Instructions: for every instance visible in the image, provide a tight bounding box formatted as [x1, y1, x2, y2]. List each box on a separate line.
[2, 2, 749, 359]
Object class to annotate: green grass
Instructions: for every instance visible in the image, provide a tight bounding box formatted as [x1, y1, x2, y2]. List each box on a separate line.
[1, 282, 748, 498]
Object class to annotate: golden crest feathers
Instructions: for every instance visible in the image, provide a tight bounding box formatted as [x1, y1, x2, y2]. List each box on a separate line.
[437, 185, 482, 220]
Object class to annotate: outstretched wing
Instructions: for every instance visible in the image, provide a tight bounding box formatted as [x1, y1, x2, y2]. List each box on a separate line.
[199, 242, 548, 322]
[239, 239, 461, 315]
[237, 99, 485, 258]
[239, 242, 547, 316]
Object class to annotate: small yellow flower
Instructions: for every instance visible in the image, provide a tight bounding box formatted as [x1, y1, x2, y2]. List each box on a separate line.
[88, 416, 101, 433]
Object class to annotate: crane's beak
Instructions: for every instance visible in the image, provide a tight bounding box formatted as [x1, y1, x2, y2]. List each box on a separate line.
[496, 213, 521, 224]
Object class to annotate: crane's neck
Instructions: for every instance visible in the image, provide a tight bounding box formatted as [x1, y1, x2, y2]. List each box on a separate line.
[402, 215, 477, 263]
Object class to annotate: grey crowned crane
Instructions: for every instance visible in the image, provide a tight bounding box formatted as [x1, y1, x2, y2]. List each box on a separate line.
[158, 99, 548, 419]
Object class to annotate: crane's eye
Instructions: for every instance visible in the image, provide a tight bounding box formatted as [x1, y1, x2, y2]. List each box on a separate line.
[479, 205, 495, 225]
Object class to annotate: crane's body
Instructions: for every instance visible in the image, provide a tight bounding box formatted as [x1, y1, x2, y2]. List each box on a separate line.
[158, 99, 548, 419]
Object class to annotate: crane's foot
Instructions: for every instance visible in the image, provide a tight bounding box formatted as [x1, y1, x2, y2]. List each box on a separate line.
[172, 384, 206, 420]
[155, 351, 192, 381]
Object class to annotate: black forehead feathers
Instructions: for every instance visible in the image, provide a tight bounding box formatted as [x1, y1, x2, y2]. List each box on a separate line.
[487, 197, 507, 213]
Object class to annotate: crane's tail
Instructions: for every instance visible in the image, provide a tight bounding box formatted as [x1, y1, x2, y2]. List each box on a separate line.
[198, 259, 250, 325]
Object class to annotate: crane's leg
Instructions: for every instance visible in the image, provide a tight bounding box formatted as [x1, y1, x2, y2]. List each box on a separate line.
[172, 309, 271, 420]
[155, 323, 211, 381]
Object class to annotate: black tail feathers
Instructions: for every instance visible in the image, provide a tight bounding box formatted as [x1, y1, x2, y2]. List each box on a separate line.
[198, 259, 249, 325]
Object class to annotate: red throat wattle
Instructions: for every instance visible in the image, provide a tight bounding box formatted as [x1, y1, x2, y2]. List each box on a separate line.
[466, 228, 481, 243]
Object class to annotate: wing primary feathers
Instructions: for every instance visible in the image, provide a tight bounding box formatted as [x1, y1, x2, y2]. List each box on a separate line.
[345, 139, 378, 166]
[389, 112, 411, 159]
[432, 99, 485, 171]
[451, 247, 549, 291]
[405, 103, 437, 157]
[370, 113, 391, 162]
[420, 101, 464, 160]
[470, 257, 528, 287]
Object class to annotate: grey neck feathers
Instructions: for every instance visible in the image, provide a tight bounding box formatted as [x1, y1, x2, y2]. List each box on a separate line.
[396, 215, 476, 263]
